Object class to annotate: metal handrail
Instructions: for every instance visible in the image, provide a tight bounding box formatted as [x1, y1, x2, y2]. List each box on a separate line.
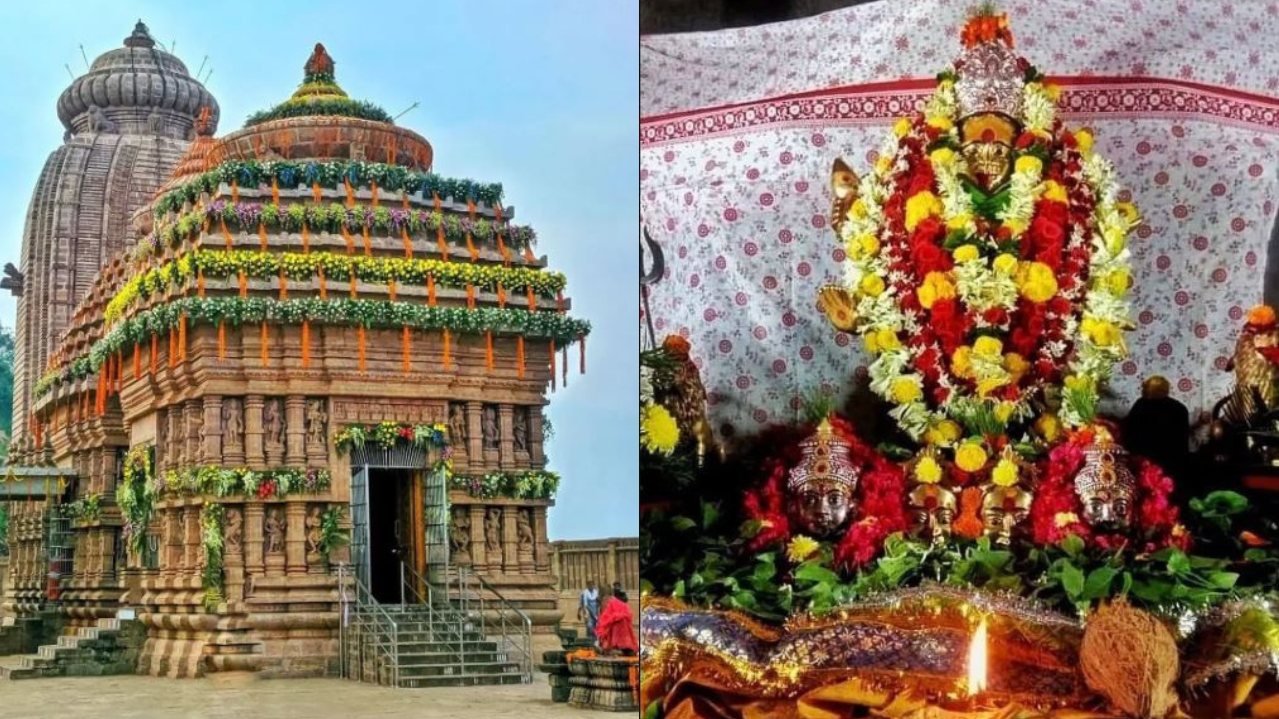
[455, 565, 533, 681]
[336, 563, 400, 687]
[400, 561, 468, 676]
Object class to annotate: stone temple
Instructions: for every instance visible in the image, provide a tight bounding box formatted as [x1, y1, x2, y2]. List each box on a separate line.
[0, 22, 589, 686]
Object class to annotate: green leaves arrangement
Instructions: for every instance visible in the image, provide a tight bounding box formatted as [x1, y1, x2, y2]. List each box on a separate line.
[332, 421, 448, 454]
[448, 471, 560, 501]
[154, 160, 504, 216]
[161, 466, 332, 499]
[63, 494, 102, 524]
[105, 249, 565, 325]
[319, 506, 349, 560]
[244, 97, 394, 127]
[37, 297, 590, 398]
[200, 502, 225, 611]
[117, 445, 157, 555]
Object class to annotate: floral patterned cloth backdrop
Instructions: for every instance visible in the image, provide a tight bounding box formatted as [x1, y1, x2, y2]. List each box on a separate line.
[640, 0, 1279, 439]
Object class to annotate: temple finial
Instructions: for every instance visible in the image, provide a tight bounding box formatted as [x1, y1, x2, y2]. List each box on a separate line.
[304, 43, 335, 82]
[124, 20, 155, 49]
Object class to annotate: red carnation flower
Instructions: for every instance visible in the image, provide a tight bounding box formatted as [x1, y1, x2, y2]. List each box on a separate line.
[929, 299, 968, 355]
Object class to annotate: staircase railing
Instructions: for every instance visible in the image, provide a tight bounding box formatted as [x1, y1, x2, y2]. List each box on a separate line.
[399, 562, 469, 676]
[335, 563, 400, 687]
[451, 565, 533, 681]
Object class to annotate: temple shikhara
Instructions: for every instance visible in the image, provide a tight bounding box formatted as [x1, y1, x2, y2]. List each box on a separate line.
[0, 21, 590, 687]
[641, 5, 1279, 719]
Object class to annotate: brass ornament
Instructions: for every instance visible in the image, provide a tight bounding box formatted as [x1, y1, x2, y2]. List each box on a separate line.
[829, 157, 860, 236]
[981, 484, 1032, 546]
[907, 483, 958, 545]
[817, 285, 858, 333]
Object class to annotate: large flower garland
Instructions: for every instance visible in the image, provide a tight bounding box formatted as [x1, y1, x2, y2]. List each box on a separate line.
[449, 470, 560, 501]
[836, 50, 1138, 480]
[742, 415, 907, 571]
[154, 160, 504, 217]
[161, 465, 331, 500]
[36, 297, 590, 398]
[244, 97, 393, 127]
[332, 421, 449, 454]
[116, 445, 157, 554]
[105, 249, 565, 325]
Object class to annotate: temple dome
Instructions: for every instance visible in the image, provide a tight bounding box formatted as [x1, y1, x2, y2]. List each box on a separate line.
[56, 20, 220, 139]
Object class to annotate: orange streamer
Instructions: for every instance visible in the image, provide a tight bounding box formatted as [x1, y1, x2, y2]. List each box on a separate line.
[342, 226, 355, 255]
[362, 227, 371, 256]
[271, 178, 280, 205]
[260, 321, 269, 367]
[466, 233, 478, 261]
[231, 179, 239, 203]
[357, 325, 366, 374]
[179, 313, 187, 362]
[485, 331, 494, 372]
[550, 339, 556, 392]
[433, 192, 441, 213]
[312, 181, 322, 204]
[318, 265, 327, 299]
[402, 228, 413, 259]
[428, 275, 436, 306]
[169, 329, 177, 368]
[497, 281, 506, 309]
[344, 178, 354, 207]
[217, 320, 226, 360]
[349, 271, 358, 299]
[279, 268, 288, 300]
[197, 267, 206, 297]
[437, 223, 448, 261]
[150, 334, 158, 375]
[402, 325, 411, 375]
[132, 343, 140, 381]
[371, 181, 379, 207]
[517, 336, 525, 380]
[302, 320, 311, 368]
[557, 291, 565, 314]
[402, 194, 409, 210]
[221, 218, 234, 250]
[524, 244, 537, 264]
[389, 278, 397, 301]
[302, 223, 310, 253]
[527, 287, 536, 312]
[466, 284, 475, 309]
[442, 329, 450, 370]
[259, 222, 267, 251]
[239, 269, 248, 298]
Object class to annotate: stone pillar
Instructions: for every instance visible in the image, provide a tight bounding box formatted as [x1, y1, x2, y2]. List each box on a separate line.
[285, 501, 306, 576]
[498, 404, 514, 470]
[244, 395, 265, 470]
[203, 396, 223, 461]
[183, 504, 201, 574]
[285, 396, 306, 467]
[533, 506, 550, 573]
[529, 406, 545, 467]
[264, 505, 286, 577]
[466, 402, 484, 470]
[170, 407, 186, 469]
[224, 505, 245, 603]
[468, 505, 487, 570]
[502, 507, 518, 574]
[186, 399, 203, 466]
[162, 508, 180, 579]
[245, 503, 265, 581]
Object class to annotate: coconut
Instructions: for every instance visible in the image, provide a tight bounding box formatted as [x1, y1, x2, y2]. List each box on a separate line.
[1080, 600, 1180, 718]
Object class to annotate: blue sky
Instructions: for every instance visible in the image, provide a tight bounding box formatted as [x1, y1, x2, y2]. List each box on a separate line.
[0, 2, 638, 541]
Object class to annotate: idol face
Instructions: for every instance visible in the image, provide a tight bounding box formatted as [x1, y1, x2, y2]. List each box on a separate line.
[793, 483, 854, 539]
[1079, 488, 1133, 532]
[981, 487, 1032, 546]
[961, 140, 1012, 190]
[908, 485, 957, 544]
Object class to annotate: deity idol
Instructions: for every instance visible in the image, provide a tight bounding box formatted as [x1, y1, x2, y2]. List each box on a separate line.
[1072, 437, 1136, 531]
[981, 484, 1033, 545]
[787, 418, 860, 538]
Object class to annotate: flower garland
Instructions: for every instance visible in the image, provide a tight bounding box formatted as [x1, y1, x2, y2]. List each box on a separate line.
[154, 160, 504, 217]
[116, 445, 157, 554]
[448, 470, 560, 500]
[36, 297, 590, 398]
[332, 421, 450, 454]
[244, 96, 393, 127]
[200, 502, 225, 611]
[106, 249, 565, 325]
[742, 415, 907, 571]
[161, 466, 331, 500]
[138, 200, 537, 262]
[63, 494, 102, 524]
[834, 43, 1136, 482]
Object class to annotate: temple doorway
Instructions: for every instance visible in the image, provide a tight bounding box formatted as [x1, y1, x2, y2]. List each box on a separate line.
[366, 468, 420, 604]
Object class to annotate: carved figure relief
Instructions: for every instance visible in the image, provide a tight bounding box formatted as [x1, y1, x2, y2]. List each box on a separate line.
[305, 506, 323, 563]
[225, 508, 243, 554]
[485, 508, 502, 556]
[448, 403, 468, 447]
[146, 108, 162, 134]
[264, 508, 285, 555]
[223, 398, 244, 450]
[513, 407, 529, 454]
[450, 508, 471, 562]
[169, 410, 184, 461]
[516, 509, 535, 552]
[86, 105, 118, 134]
[482, 405, 500, 451]
[264, 399, 285, 446]
[305, 400, 328, 450]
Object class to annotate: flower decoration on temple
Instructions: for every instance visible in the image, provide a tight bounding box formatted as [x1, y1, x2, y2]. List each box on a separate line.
[743, 414, 906, 570]
[819, 4, 1137, 493]
[332, 421, 450, 453]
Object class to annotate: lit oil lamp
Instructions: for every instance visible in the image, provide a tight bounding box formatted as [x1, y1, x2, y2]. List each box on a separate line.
[966, 616, 989, 698]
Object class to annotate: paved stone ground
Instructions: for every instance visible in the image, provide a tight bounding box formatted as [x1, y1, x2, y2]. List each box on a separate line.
[0, 672, 619, 718]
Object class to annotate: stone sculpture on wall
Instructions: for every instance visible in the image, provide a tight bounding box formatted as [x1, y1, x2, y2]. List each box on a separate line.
[485, 508, 502, 556]
[450, 508, 471, 563]
[169, 410, 184, 461]
[448, 403, 468, 447]
[482, 405, 499, 451]
[513, 407, 529, 453]
[86, 105, 118, 134]
[223, 399, 244, 450]
[517, 509, 535, 551]
[225, 508, 243, 553]
[305, 400, 327, 450]
[264, 508, 285, 555]
[264, 399, 285, 446]
[305, 506, 323, 564]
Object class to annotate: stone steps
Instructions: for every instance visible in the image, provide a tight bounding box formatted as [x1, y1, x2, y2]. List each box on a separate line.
[0, 617, 141, 680]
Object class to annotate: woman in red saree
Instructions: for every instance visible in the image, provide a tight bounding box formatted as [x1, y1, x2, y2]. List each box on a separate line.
[595, 588, 638, 655]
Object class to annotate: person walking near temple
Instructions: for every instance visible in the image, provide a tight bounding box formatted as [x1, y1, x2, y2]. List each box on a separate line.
[595, 587, 637, 656]
[578, 579, 601, 643]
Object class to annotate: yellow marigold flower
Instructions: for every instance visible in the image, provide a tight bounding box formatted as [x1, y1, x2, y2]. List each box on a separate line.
[1045, 84, 1062, 102]
[1063, 374, 1091, 392]
[1115, 201, 1141, 226]
[858, 234, 881, 257]
[926, 116, 953, 132]
[1074, 129, 1094, 153]
[993, 253, 1019, 275]
[904, 192, 943, 232]
[1004, 353, 1029, 381]
[1054, 511, 1079, 528]
[640, 403, 680, 455]
[863, 332, 881, 354]
[973, 336, 1003, 357]
[914, 455, 943, 484]
[951, 346, 974, 378]
[894, 117, 912, 138]
[991, 457, 1019, 487]
[1034, 412, 1061, 442]
[1014, 155, 1043, 176]
[786, 535, 820, 564]
[946, 214, 973, 232]
[876, 328, 901, 351]
[875, 155, 892, 174]
[849, 198, 868, 220]
[890, 376, 923, 404]
[976, 376, 1009, 397]
[1016, 261, 1058, 303]
[953, 244, 980, 263]
[954, 442, 989, 473]
[1041, 180, 1068, 204]
[929, 147, 957, 167]
[917, 271, 955, 309]
[993, 401, 1016, 423]
[1084, 319, 1121, 347]
[1003, 218, 1029, 237]
[1104, 269, 1131, 296]
[1103, 226, 1127, 255]
[936, 420, 962, 443]
[859, 274, 885, 297]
